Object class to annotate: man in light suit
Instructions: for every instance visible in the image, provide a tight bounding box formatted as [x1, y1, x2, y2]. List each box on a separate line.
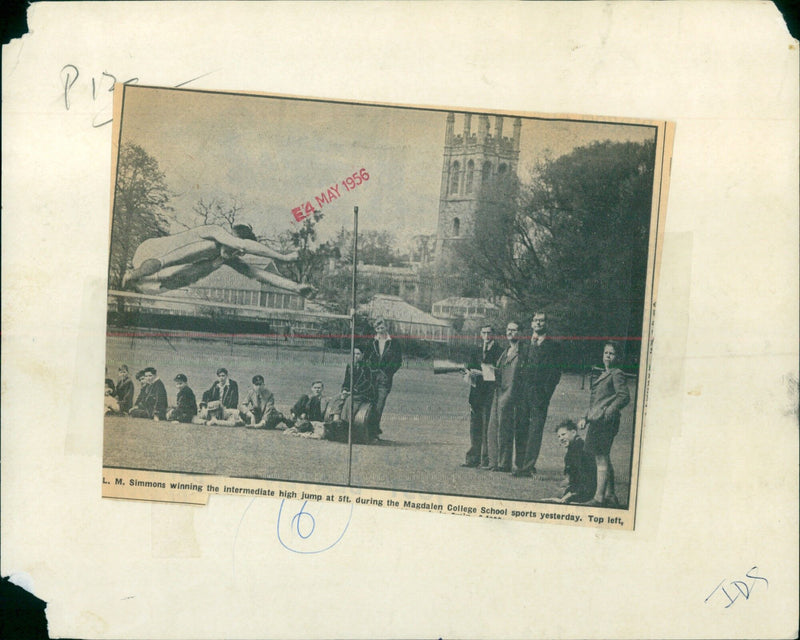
[485, 322, 528, 472]
[514, 312, 562, 477]
[463, 324, 504, 468]
[364, 318, 402, 436]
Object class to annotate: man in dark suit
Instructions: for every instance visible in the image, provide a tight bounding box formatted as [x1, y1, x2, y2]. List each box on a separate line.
[364, 318, 402, 435]
[514, 311, 562, 477]
[485, 322, 528, 472]
[463, 324, 504, 468]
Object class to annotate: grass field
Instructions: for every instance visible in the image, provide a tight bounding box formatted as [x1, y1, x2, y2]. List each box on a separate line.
[104, 334, 636, 506]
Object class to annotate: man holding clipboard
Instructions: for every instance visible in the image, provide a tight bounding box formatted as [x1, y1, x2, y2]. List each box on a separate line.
[462, 325, 503, 468]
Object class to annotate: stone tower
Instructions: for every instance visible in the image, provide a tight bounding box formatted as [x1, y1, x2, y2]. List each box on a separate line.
[434, 112, 522, 298]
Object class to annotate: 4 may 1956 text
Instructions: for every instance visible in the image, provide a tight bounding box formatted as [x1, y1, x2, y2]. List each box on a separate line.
[292, 168, 370, 221]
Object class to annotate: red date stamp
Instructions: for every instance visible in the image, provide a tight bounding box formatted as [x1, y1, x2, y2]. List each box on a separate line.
[291, 168, 370, 222]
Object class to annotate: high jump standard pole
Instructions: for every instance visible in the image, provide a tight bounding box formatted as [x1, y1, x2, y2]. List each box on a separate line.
[347, 205, 358, 486]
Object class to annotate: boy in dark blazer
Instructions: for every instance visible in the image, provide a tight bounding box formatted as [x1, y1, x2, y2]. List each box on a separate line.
[364, 318, 402, 435]
[167, 373, 198, 423]
[115, 365, 135, 414]
[201, 367, 239, 409]
[553, 420, 597, 503]
[129, 366, 168, 420]
[514, 312, 562, 477]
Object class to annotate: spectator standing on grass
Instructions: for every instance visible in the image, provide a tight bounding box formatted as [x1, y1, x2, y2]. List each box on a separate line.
[552, 420, 597, 503]
[364, 318, 402, 436]
[115, 365, 135, 414]
[167, 374, 198, 423]
[578, 341, 630, 507]
[485, 322, 528, 472]
[129, 367, 168, 420]
[514, 311, 562, 477]
[462, 325, 503, 468]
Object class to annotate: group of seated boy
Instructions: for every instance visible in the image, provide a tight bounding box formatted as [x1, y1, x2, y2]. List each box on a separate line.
[105, 364, 329, 433]
[103, 364, 597, 498]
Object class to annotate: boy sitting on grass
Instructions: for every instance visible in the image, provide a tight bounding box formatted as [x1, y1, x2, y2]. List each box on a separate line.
[104, 380, 120, 415]
[552, 419, 597, 504]
[289, 381, 328, 433]
[129, 367, 168, 420]
[167, 374, 198, 423]
[240, 375, 286, 428]
[193, 401, 241, 426]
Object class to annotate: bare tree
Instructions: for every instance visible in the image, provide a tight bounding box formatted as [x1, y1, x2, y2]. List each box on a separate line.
[192, 196, 246, 230]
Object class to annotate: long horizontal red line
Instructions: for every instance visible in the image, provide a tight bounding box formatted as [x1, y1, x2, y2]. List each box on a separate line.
[106, 331, 642, 341]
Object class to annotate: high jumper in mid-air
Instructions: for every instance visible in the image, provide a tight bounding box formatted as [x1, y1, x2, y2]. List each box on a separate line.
[121, 224, 314, 297]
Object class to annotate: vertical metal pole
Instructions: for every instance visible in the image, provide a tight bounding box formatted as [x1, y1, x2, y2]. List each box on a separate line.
[347, 206, 359, 486]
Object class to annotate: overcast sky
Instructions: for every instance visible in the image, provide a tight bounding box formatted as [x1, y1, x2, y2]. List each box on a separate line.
[118, 85, 655, 247]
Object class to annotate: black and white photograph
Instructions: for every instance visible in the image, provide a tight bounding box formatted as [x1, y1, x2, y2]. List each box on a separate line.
[5, 2, 798, 637]
[103, 84, 671, 526]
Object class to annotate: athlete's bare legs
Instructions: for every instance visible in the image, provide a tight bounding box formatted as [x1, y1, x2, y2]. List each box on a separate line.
[122, 225, 300, 291]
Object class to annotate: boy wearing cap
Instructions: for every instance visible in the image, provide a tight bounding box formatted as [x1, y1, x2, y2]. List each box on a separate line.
[167, 374, 198, 423]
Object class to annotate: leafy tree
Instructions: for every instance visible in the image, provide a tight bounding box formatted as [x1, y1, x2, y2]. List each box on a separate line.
[359, 230, 405, 266]
[408, 234, 436, 264]
[108, 143, 172, 288]
[332, 227, 405, 266]
[462, 138, 656, 366]
[274, 210, 335, 286]
[458, 172, 531, 301]
[308, 225, 406, 313]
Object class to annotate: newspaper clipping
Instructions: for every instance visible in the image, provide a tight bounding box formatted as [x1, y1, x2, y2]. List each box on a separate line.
[103, 84, 673, 530]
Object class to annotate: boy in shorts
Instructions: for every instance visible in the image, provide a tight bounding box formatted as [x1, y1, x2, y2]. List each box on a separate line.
[122, 224, 312, 296]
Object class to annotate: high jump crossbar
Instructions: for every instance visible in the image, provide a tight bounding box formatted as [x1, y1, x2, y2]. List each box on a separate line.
[107, 289, 351, 320]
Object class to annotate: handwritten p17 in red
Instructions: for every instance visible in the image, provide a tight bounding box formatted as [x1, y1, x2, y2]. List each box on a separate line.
[292, 168, 370, 222]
